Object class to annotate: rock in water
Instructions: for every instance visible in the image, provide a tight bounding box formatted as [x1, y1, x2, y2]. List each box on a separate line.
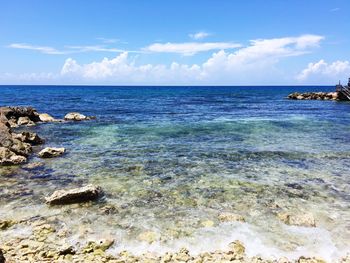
[277, 212, 316, 227]
[0, 249, 5, 263]
[39, 113, 55, 122]
[64, 112, 90, 121]
[38, 147, 65, 158]
[45, 185, 103, 205]
[17, 116, 35, 126]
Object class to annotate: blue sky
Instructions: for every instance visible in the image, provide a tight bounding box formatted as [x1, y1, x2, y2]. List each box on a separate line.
[0, 0, 349, 85]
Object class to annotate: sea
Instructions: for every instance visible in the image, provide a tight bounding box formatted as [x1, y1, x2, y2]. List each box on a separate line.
[0, 85, 349, 261]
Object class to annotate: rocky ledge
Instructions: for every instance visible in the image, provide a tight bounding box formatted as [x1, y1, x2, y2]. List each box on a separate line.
[287, 92, 339, 101]
[0, 106, 93, 166]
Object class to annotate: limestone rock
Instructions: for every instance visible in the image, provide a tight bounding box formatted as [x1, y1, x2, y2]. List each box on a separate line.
[38, 147, 65, 158]
[228, 240, 245, 259]
[22, 162, 44, 170]
[297, 256, 326, 263]
[45, 184, 103, 205]
[277, 212, 316, 227]
[39, 113, 55, 122]
[17, 116, 35, 126]
[138, 231, 159, 243]
[0, 219, 16, 230]
[0, 147, 27, 165]
[64, 112, 90, 121]
[82, 239, 114, 254]
[218, 212, 245, 223]
[201, 220, 215, 227]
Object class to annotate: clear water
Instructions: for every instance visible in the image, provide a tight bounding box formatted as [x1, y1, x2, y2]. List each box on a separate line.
[0, 86, 350, 261]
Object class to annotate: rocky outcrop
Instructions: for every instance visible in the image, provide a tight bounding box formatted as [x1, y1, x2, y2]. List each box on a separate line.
[288, 92, 338, 101]
[0, 106, 47, 165]
[45, 185, 103, 205]
[64, 112, 92, 121]
[38, 147, 65, 158]
[277, 212, 316, 227]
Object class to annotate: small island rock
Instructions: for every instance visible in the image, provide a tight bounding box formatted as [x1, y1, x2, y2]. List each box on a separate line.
[45, 184, 103, 205]
[64, 112, 90, 121]
[38, 147, 65, 158]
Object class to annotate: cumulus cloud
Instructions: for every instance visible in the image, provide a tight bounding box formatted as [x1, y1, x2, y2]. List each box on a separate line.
[60, 34, 324, 84]
[143, 42, 241, 55]
[297, 59, 350, 82]
[189, 31, 211, 40]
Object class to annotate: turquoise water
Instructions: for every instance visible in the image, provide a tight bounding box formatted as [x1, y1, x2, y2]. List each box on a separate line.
[0, 86, 350, 260]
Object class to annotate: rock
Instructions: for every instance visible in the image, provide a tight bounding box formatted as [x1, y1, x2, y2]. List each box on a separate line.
[64, 112, 90, 121]
[58, 245, 76, 255]
[17, 116, 35, 126]
[218, 212, 246, 223]
[288, 91, 340, 101]
[82, 239, 114, 254]
[12, 131, 43, 145]
[0, 249, 5, 263]
[138, 231, 159, 243]
[0, 219, 16, 230]
[297, 256, 326, 263]
[201, 220, 215, 227]
[39, 113, 55, 122]
[45, 184, 103, 205]
[228, 240, 245, 259]
[38, 147, 65, 158]
[22, 162, 44, 170]
[0, 147, 27, 165]
[277, 212, 316, 227]
[10, 139, 32, 157]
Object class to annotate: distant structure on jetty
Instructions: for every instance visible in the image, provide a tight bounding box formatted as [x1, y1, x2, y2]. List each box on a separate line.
[336, 78, 350, 100]
[288, 77, 350, 101]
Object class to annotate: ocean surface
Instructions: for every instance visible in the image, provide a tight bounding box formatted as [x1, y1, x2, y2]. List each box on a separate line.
[1, 86, 350, 261]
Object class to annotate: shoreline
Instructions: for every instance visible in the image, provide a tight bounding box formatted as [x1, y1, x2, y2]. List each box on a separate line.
[0, 105, 349, 262]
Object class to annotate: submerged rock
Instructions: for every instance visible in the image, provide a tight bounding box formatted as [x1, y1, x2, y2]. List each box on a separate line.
[64, 112, 91, 121]
[228, 240, 246, 259]
[138, 231, 159, 243]
[22, 162, 44, 170]
[38, 147, 65, 158]
[218, 212, 246, 223]
[45, 184, 103, 205]
[277, 212, 316, 227]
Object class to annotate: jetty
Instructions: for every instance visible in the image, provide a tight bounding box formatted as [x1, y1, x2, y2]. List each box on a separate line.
[288, 77, 350, 101]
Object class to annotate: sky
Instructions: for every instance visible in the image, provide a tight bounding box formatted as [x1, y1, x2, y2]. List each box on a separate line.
[0, 0, 349, 85]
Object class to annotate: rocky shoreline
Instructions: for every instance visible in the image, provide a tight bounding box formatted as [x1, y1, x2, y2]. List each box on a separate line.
[1, 106, 350, 262]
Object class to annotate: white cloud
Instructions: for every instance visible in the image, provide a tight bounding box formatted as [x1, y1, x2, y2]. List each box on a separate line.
[8, 43, 65, 55]
[189, 31, 210, 40]
[330, 7, 340, 12]
[59, 34, 324, 84]
[297, 59, 350, 82]
[143, 42, 242, 55]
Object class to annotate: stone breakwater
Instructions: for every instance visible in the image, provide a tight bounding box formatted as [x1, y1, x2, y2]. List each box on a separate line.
[287, 92, 339, 101]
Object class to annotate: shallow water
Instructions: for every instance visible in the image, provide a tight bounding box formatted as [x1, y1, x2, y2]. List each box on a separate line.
[1, 86, 350, 261]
